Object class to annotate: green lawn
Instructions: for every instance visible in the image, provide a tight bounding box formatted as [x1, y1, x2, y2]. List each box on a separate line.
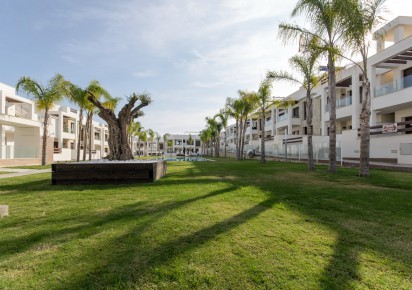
[0, 160, 411, 289]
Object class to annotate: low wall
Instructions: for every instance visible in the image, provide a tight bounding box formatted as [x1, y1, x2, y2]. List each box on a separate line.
[52, 161, 167, 185]
[0, 158, 41, 167]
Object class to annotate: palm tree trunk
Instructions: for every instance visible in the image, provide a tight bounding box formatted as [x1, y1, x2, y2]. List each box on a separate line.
[83, 112, 90, 161]
[306, 90, 314, 170]
[328, 55, 337, 173]
[88, 112, 93, 160]
[359, 80, 371, 177]
[235, 120, 240, 160]
[41, 109, 50, 166]
[260, 109, 266, 163]
[241, 118, 248, 160]
[76, 107, 83, 162]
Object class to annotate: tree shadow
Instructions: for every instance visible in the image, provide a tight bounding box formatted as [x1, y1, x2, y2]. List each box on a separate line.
[0, 184, 238, 259]
[60, 197, 279, 289]
[1, 160, 411, 289]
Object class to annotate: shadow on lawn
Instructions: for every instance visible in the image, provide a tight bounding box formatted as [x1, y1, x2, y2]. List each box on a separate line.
[1, 160, 411, 289]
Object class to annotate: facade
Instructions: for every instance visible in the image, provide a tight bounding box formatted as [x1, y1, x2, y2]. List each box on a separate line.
[131, 134, 202, 156]
[223, 16, 412, 164]
[0, 83, 110, 166]
[0, 81, 202, 165]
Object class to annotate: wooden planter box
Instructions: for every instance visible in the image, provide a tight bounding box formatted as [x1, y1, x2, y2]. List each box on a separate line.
[52, 161, 167, 185]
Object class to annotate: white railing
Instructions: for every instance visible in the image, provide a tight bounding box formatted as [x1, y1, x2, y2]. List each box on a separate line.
[374, 75, 412, 97]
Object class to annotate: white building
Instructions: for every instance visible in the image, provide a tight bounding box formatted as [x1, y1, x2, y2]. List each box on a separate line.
[0, 83, 109, 166]
[223, 16, 412, 165]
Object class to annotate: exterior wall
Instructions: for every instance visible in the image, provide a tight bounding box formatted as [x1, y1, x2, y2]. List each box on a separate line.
[222, 16, 412, 165]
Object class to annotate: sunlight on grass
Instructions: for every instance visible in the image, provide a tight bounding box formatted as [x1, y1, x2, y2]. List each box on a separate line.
[0, 160, 411, 289]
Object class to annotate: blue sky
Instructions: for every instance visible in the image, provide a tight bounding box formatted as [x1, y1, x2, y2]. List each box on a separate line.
[1, 0, 410, 134]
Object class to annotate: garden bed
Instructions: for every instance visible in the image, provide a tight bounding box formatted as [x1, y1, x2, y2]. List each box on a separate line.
[51, 160, 167, 185]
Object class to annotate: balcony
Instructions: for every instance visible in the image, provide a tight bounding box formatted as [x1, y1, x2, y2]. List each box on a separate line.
[374, 75, 412, 97]
[325, 95, 353, 112]
[5, 103, 32, 120]
[277, 113, 288, 122]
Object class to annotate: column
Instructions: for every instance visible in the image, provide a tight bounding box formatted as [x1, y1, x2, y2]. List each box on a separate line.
[0, 125, 5, 159]
[287, 106, 293, 135]
[271, 107, 275, 136]
[351, 69, 361, 130]
[394, 25, 405, 43]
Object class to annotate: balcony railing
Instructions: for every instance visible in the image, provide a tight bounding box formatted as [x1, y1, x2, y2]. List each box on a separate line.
[325, 95, 352, 112]
[63, 127, 75, 134]
[374, 74, 412, 97]
[277, 113, 288, 122]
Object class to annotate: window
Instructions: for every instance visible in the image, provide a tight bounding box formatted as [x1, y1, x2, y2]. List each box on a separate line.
[292, 107, 299, 118]
[403, 67, 412, 88]
[405, 116, 412, 134]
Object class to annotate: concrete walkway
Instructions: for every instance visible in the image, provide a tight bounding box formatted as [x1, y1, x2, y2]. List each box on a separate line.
[342, 160, 412, 172]
[0, 168, 51, 179]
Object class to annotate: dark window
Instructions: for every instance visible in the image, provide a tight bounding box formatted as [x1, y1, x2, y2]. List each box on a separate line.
[304, 126, 308, 135]
[293, 107, 299, 118]
[406, 116, 412, 134]
[360, 86, 363, 103]
[403, 67, 412, 88]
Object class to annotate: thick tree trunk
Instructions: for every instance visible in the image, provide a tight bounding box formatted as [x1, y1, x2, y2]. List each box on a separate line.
[260, 109, 266, 163]
[359, 80, 371, 177]
[41, 109, 49, 166]
[87, 93, 149, 161]
[328, 55, 337, 173]
[76, 108, 83, 162]
[306, 90, 315, 170]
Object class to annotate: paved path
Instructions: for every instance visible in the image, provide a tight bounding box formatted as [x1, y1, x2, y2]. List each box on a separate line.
[0, 168, 51, 179]
[342, 159, 412, 172]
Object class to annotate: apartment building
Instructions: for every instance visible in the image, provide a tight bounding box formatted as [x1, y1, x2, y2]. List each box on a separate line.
[223, 16, 412, 164]
[0, 83, 109, 166]
[131, 134, 201, 156]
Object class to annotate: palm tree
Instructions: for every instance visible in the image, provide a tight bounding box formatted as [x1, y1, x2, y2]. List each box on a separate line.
[147, 129, 155, 156]
[128, 121, 142, 156]
[225, 92, 257, 160]
[339, 0, 386, 176]
[163, 133, 170, 156]
[16, 74, 69, 165]
[187, 134, 194, 155]
[215, 109, 229, 158]
[279, 0, 346, 173]
[255, 81, 272, 164]
[66, 84, 88, 162]
[205, 117, 223, 157]
[138, 130, 148, 157]
[156, 133, 161, 156]
[84, 80, 113, 160]
[267, 52, 324, 170]
[200, 128, 212, 156]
